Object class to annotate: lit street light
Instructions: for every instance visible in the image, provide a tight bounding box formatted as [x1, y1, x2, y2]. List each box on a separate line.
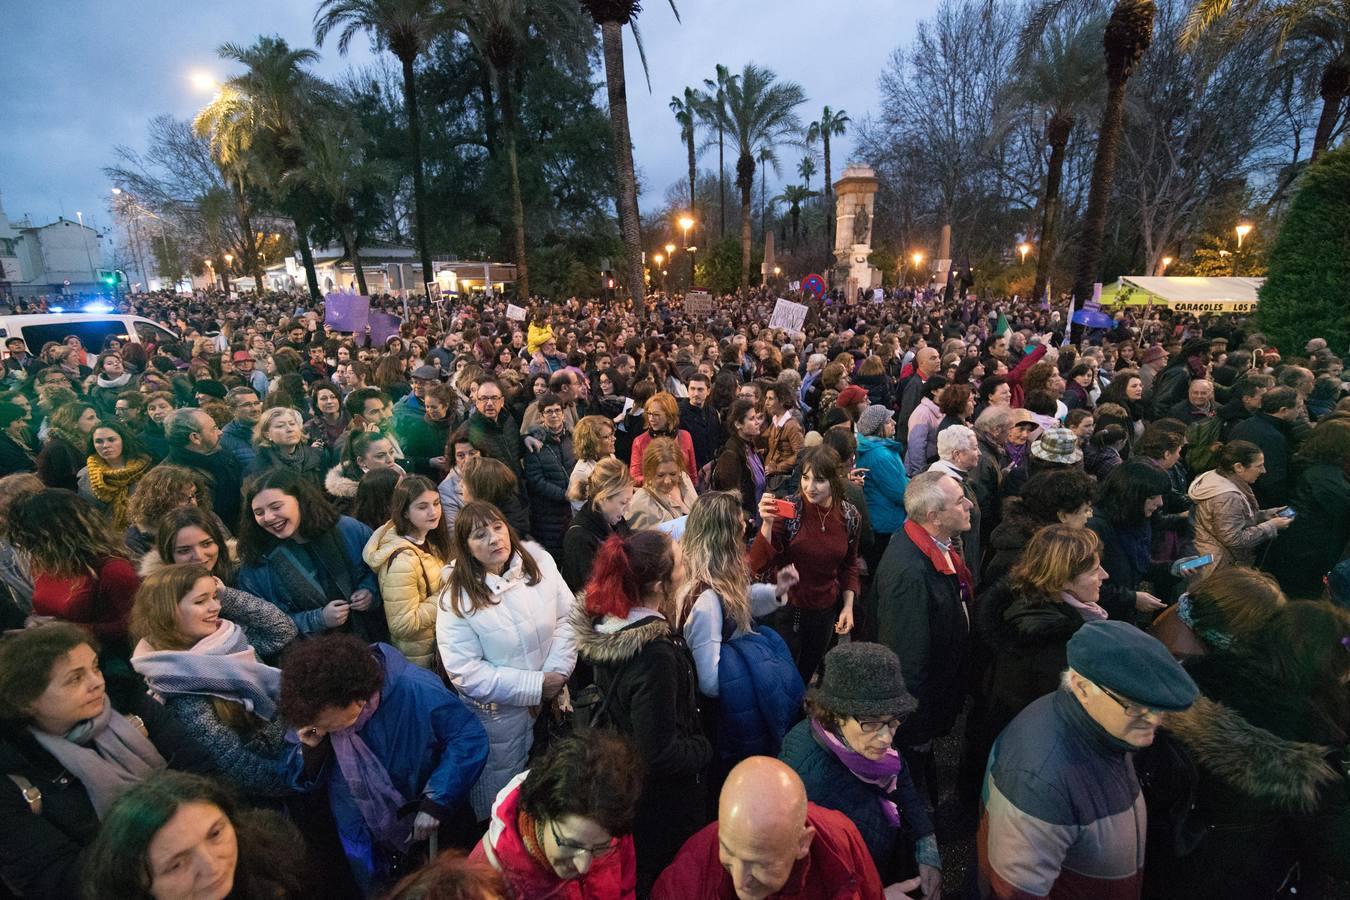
[664, 242, 676, 257]
[1018, 243, 1031, 265]
[1161, 256, 1174, 274]
[678, 215, 695, 286]
[1233, 223, 1253, 276]
[189, 71, 218, 92]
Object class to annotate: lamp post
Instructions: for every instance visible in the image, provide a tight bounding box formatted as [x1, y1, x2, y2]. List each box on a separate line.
[1234, 223, 1252, 277]
[911, 252, 925, 288]
[204, 258, 216, 290]
[1018, 243, 1031, 266]
[1160, 256, 1174, 276]
[653, 253, 665, 292]
[679, 215, 695, 286]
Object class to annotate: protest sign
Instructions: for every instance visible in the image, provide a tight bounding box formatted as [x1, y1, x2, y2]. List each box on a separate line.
[505, 304, 527, 322]
[425, 282, 443, 304]
[369, 311, 402, 347]
[324, 291, 370, 333]
[684, 291, 713, 316]
[769, 297, 809, 332]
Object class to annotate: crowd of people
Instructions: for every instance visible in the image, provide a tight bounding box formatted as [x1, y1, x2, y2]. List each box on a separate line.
[0, 283, 1346, 900]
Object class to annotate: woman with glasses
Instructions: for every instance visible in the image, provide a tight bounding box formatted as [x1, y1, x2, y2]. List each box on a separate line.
[472, 732, 643, 900]
[779, 642, 941, 894]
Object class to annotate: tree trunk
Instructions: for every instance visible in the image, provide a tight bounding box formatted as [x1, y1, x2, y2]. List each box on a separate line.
[599, 21, 646, 320]
[400, 54, 435, 297]
[342, 222, 369, 296]
[496, 72, 531, 301]
[1033, 114, 1073, 303]
[737, 154, 754, 294]
[760, 165, 767, 242]
[718, 128, 726, 239]
[229, 178, 263, 289]
[791, 207, 800, 247]
[1311, 58, 1349, 161]
[478, 60, 499, 160]
[823, 135, 833, 237]
[292, 213, 321, 300]
[686, 133, 697, 220]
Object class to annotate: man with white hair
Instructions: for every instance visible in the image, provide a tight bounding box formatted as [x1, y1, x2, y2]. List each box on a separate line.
[929, 424, 984, 577]
[875, 471, 975, 806]
[800, 353, 829, 411]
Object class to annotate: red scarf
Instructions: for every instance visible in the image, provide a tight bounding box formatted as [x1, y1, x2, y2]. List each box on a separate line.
[903, 519, 973, 601]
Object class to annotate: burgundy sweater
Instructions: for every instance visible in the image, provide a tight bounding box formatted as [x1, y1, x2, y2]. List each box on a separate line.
[749, 498, 861, 611]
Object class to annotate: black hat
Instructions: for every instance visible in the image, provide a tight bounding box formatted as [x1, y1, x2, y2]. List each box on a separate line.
[814, 642, 918, 719]
[1067, 620, 1198, 712]
[194, 380, 227, 400]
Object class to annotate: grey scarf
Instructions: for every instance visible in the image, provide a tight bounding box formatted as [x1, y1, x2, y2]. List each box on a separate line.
[30, 698, 166, 818]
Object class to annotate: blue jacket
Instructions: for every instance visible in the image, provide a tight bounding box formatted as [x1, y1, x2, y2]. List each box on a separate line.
[855, 433, 909, 534]
[218, 420, 258, 470]
[312, 643, 488, 890]
[237, 516, 381, 635]
[716, 623, 804, 762]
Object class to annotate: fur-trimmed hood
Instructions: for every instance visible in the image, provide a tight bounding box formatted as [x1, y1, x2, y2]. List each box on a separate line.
[324, 464, 360, 499]
[138, 539, 239, 578]
[1164, 695, 1340, 813]
[570, 602, 671, 666]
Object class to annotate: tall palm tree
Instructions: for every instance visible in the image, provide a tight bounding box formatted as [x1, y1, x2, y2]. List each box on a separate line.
[193, 86, 269, 288]
[722, 64, 806, 292]
[797, 154, 817, 192]
[806, 106, 849, 210]
[578, 0, 680, 320]
[773, 184, 818, 248]
[670, 87, 700, 220]
[1007, 18, 1105, 301]
[700, 64, 737, 239]
[1027, 0, 1157, 306]
[1182, 0, 1349, 160]
[209, 36, 331, 298]
[314, 0, 442, 297]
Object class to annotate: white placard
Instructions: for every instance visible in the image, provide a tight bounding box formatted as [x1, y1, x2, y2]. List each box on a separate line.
[768, 297, 808, 332]
[684, 291, 713, 316]
[505, 304, 527, 321]
[872, 288, 884, 302]
[789, 280, 801, 291]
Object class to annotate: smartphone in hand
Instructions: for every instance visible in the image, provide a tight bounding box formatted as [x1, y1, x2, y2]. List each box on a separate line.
[773, 499, 797, 519]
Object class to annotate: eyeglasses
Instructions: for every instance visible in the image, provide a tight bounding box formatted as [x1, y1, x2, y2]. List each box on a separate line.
[548, 820, 619, 859]
[857, 716, 904, 735]
[1097, 684, 1160, 719]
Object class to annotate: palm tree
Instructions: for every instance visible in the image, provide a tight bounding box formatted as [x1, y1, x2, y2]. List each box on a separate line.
[1182, 0, 1349, 161]
[773, 184, 818, 248]
[207, 36, 331, 298]
[314, 0, 443, 297]
[670, 87, 700, 220]
[1007, 18, 1105, 302]
[193, 86, 269, 289]
[579, 0, 681, 320]
[806, 106, 849, 207]
[1027, 0, 1157, 306]
[722, 64, 806, 292]
[797, 154, 817, 192]
[700, 64, 737, 239]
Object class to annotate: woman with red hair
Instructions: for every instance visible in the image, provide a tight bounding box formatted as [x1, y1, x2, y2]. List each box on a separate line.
[572, 530, 712, 896]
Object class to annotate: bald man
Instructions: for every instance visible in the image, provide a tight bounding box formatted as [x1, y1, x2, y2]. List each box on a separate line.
[652, 757, 887, 900]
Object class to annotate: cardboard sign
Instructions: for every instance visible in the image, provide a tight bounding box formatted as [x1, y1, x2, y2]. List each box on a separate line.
[505, 304, 527, 322]
[872, 288, 884, 302]
[425, 281, 443, 304]
[369, 311, 402, 347]
[684, 291, 713, 316]
[324, 291, 371, 333]
[768, 297, 809, 332]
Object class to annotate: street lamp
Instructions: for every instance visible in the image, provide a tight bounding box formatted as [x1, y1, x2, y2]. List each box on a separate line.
[189, 71, 218, 92]
[1161, 256, 1174, 274]
[1235, 223, 1252, 250]
[1018, 243, 1031, 265]
[678, 215, 696, 287]
[664, 242, 676, 257]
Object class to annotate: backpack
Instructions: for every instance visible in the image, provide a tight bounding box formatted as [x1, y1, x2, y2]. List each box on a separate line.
[1183, 416, 1225, 474]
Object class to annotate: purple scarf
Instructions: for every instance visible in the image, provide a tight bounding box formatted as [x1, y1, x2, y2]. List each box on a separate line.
[331, 690, 411, 853]
[811, 719, 902, 827]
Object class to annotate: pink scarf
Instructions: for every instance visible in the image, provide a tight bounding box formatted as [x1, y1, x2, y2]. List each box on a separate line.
[1060, 591, 1108, 620]
[331, 690, 411, 853]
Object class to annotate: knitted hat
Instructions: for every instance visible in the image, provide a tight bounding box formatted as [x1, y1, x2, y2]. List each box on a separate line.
[856, 405, 893, 437]
[835, 385, 869, 408]
[1030, 427, 1083, 465]
[1067, 620, 1198, 712]
[815, 642, 918, 719]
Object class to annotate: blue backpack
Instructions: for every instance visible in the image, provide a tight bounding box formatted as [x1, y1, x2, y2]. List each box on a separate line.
[716, 618, 805, 762]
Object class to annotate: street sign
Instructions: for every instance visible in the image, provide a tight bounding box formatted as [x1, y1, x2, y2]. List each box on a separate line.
[801, 274, 826, 298]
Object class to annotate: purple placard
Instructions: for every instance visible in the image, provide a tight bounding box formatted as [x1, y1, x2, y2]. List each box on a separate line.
[325, 291, 371, 333]
[369, 311, 402, 347]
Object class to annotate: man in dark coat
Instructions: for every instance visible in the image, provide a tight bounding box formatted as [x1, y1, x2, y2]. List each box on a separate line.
[1229, 386, 1300, 507]
[163, 408, 244, 530]
[678, 373, 722, 472]
[875, 470, 974, 806]
[465, 377, 525, 476]
[522, 393, 575, 559]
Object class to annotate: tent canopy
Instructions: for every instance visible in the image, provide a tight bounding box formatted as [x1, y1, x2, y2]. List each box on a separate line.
[1103, 276, 1263, 313]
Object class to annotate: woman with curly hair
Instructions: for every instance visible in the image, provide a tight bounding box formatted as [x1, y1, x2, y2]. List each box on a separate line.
[76, 419, 152, 530]
[35, 401, 98, 491]
[8, 490, 139, 652]
[236, 469, 386, 641]
[124, 465, 208, 557]
[625, 437, 696, 532]
[280, 633, 487, 893]
[566, 415, 617, 512]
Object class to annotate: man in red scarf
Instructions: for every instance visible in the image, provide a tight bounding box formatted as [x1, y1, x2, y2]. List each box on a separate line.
[874, 471, 974, 807]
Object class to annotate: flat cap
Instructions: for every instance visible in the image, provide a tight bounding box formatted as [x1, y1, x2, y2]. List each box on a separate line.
[411, 365, 440, 381]
[1067, 620, 1198, 712]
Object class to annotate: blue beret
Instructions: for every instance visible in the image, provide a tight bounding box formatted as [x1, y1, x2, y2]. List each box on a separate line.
[1067, 620, 1198, 712]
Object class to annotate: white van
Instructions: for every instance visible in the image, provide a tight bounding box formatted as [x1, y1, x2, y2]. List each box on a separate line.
[0, 314, 178, 355]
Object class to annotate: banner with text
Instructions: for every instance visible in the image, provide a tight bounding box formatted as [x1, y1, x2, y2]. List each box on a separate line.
[769, 297, 809, 332]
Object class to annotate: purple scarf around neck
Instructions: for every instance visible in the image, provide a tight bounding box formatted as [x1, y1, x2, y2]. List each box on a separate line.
[331, 689, 411, 853]
[811, 719, 902, 827]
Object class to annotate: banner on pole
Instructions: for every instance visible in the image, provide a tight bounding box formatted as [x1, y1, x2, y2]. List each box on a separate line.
[684, 291, 713, 316]
[369, 311, 402, 347]
[769, 298, 809, 332]
[324, 291, 370, 333]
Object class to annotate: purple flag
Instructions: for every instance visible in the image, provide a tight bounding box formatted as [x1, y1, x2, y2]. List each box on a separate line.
[369, 311, 402, 348]
[325, 291, 370, 333]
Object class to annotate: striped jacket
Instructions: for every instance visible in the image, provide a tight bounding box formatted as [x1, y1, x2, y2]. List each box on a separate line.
[977, 689, 1145, 899]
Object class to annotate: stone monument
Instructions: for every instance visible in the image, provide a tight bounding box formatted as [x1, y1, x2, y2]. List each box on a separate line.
[833, 164, 881, 301]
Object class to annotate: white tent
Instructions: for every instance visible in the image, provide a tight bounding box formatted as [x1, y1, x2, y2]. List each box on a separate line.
[1102, 276, 1264, 313]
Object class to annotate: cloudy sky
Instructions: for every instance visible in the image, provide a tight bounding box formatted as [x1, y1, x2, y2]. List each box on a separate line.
[1, 0, 938, 238]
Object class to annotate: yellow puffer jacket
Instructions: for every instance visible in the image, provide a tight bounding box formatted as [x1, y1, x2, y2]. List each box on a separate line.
[527, 321, 554, 355]
[362, 521, 447, 668]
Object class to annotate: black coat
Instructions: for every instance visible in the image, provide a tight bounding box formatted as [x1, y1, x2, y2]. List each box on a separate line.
[0, 433, 36, 477]
[561, 503, 629, 592]
[1229, 412, 1293, 507]
[165, 445, 244, 532]
[522, 429, 575, 558]
[0, 692, 218, 899]
[874, 527, 969, 745]
[678, 399, 723, 472]
[573, 610, 712, 893]
[1267, 462, 1350, 598]
[247, 444, 328, 490]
